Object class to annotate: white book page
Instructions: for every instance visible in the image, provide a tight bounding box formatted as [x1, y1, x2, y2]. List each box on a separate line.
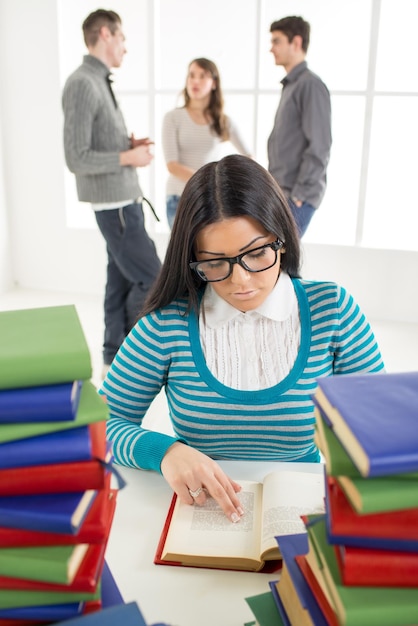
[163, 481, 263, 560]
[260, 471, 325, 557]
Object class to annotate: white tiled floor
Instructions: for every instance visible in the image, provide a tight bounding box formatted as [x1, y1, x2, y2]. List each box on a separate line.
[1, 286, 417, 433]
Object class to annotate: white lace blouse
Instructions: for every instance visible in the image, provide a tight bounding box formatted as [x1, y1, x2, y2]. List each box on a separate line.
[199, 272, 301, 390]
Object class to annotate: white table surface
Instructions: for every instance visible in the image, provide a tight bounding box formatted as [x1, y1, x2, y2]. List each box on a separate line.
[106, 461, 324, 626]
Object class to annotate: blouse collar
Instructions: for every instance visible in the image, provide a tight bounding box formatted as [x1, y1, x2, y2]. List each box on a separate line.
[201, 272, 296, 328]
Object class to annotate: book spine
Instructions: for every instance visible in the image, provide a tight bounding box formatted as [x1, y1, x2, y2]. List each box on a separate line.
[336, 545, 418, 587]
[0, 458, 108, 497]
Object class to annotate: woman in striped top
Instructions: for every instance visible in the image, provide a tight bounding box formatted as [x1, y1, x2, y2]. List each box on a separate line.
[101, 155, 384, 523]
[162, 58, 251, 228]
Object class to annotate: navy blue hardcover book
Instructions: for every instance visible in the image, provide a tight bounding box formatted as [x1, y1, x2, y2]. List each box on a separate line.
[0, 489, 97, 534]
[100, 560, 124, 608]
[50, 563, 171, 626]
[0, 380, 108, 445]
[268, 582, 291, 626]
[0, 380, 82, 423]
[51, 601, 148, 626]
[0, 601, 83, 620]
[315, 371, 418, 477]
[0, 425, 92, 470]
[271, 533, 331, 626]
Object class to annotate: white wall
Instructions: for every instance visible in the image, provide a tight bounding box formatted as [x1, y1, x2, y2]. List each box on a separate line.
[0, 0, 108, 297]
[0, 92, 12, 293]
[301, 244, 418, 324]
[0, 0, 417, 324]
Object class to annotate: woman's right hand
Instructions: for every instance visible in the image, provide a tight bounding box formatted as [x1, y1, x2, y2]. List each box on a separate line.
[160, 441, 244, 523]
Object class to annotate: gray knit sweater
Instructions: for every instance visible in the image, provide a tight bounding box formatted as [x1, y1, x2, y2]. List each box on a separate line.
[62, 55, 141, 203]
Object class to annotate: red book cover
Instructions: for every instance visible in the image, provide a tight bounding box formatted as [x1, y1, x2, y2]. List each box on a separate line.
[0, 483, 117, 548]
[295, 554, 339, 626]
[154, 493, 281, 573]
[334, 543, 418, 587]
[326, 477, 418, 543]
[0, 422, 111, 497]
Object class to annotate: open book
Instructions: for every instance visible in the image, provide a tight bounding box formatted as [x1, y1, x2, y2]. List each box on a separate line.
[154, 470, 325, 572]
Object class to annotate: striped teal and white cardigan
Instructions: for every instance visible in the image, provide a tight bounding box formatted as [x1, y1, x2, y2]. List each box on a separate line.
[102, 279, 384, 472]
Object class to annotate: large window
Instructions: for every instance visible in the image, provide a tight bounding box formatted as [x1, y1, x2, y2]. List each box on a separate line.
[58, 0, 418, 252]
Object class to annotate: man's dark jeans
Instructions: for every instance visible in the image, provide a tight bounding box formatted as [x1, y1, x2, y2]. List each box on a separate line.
[95, 202, 161, 364]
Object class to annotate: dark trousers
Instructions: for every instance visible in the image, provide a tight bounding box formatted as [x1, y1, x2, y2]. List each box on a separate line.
[94, 202, 161, 364]
[287, 197, 316, 238]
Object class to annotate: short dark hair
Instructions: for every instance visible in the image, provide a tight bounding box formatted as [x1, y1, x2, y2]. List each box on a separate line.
[82, 9, 121, 47]
[270, 16, 310, 53]
[142, 155, 301, 316]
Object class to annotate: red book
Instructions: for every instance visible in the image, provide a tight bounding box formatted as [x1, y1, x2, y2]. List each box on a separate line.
[154, 492, 281, 573]
[0, 484, 117, 548]
[295, 554, 339, 626]
[326, 477, 418, 550]
[0, 422, 111, 497]
[334, 543, 418, 587]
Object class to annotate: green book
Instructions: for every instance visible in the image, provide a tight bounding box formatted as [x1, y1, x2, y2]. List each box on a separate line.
[336, 473, 418, 514]
[314, 406, 362, 477]
[0, 305, 92, 389]
[0, 544, 89, 584]
[0, 380, 108, 443]
[0, 583, 100, 609]
[306, 517, 418, 626]
[315, 407, 418, 513]
[245, 591, 285, 626]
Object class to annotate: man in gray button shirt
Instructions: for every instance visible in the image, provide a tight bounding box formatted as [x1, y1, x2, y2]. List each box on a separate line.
[268, 16, 332, 237]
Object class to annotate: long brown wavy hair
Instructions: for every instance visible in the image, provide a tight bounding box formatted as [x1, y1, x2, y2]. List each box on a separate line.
[141, 155, 301, 317]
[182, 58, 229, 141]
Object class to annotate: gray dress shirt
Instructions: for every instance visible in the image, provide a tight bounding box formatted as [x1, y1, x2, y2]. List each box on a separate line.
[267, 61, 332, 210]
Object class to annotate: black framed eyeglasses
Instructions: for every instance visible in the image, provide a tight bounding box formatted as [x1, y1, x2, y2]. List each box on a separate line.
[189, 239, 284, 283]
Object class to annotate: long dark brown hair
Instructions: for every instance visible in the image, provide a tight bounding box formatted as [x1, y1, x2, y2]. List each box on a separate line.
[141, 155, 301, 317]
[183, 58, 229, 141]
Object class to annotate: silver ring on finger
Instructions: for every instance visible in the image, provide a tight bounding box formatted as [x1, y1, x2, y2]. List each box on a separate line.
[188, 486, 203, 499]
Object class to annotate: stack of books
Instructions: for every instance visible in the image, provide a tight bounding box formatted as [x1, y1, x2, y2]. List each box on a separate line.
[0, 305, 118, 625]
[50, 565, 172, 625]
[269, 371, 418, 626]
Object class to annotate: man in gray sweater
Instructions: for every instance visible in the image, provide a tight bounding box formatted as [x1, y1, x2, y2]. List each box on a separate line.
[62, 9, 161, 374]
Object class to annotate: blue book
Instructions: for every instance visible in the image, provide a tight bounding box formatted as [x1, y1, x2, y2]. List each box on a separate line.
[51, 601, 148, 626]
[0, 379, 82, 423]
[271, 533, 330, 626]
[100, 560, 124, 608]
[268, 583, 291, 626]
[0, 380, 108, 444]
[0, 424, 93, 470]
[0, 489, 97, 534]
[315, 371, 418, 477]
[0, 601, 83, 620]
